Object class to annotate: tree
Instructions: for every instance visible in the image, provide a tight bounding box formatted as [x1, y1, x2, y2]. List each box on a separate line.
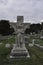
[0, 20, 14, 35]
[25, 23, 42, 34]
[30, 23, 42, 34]
[41, 22, 43, 30]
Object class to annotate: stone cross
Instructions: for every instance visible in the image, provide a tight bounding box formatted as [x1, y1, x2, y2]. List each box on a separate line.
[10, 16, 30, 33]
[10, 16, 30, 47]
[10, 16, 30, 59]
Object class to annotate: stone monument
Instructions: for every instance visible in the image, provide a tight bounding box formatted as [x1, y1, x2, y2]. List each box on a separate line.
[10, 16, 30, 59]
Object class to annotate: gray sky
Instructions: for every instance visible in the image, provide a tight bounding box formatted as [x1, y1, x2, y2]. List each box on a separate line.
[0, 0, 43, 23]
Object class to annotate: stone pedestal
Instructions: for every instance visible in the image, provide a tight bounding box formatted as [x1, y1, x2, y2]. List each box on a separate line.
[10, 44, 30, 59]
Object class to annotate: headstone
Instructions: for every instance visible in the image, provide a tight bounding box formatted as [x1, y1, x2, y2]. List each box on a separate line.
[29, 43, 33, 47]
[24, 34, 29, 44]
[30, 33, 32, 35]
[29, 39, 35, 47]
[33, 32, 35, 35]
[5, 44, 11, 48]
[40, 36, 43, 39]
[32, 39, 35, 45]
[9, 16, 30, 59]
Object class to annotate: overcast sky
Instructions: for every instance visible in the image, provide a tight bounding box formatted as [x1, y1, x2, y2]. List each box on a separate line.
[0, 0, 43, 23]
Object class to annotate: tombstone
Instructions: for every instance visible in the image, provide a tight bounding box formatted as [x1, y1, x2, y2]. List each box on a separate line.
[29, 43, 33, 47]
[29, 39, 35, 47]
[32, 39, 35, 45]
[40, 30, 43, 39]
[5, 44, 11, 48]
[24, 34, 29, 44]
[30, 32, 32, 35]
[9, 16, 30, 59]
[40, 36, 43, 39]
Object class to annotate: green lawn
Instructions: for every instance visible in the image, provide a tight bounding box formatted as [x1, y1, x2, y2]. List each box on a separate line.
[29, 35, 43, 45]
[35, 39, 43, 45]
[0, 35, 15, 44]
[0, 44, 43, 65]
[0, 35, 43, 65]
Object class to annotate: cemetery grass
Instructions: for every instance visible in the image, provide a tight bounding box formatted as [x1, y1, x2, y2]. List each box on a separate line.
[0, 36, 43, 65]
[29, 35, 43, 45]
[36, 39, 43, 46]
[0, 44, 43, 64]
[0, 35, 15, 44]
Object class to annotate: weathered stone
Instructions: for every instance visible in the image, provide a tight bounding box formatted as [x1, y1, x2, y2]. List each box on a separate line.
[29, 43, 34, 47]
[9, 16, 30, 59]
[5, 44, 11, 48]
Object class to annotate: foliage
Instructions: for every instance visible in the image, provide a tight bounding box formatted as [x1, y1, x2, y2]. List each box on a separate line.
[25, 23, 42, 34]
[0, 20, 14, 35]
